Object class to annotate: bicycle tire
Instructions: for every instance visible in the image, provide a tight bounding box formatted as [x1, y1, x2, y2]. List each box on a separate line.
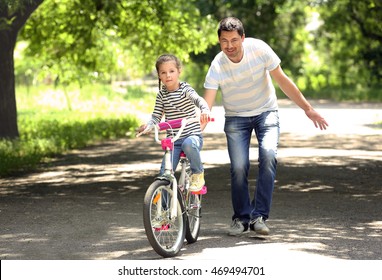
[185, 193, 201, 244]
[143, 180, 186, 258]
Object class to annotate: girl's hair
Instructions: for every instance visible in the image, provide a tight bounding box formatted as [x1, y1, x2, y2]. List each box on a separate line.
[218, 17, 245, 37]
[155, 54, 182, 90]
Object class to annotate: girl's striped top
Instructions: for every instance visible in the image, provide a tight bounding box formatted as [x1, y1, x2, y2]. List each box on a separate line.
[147, 81, 210, 139]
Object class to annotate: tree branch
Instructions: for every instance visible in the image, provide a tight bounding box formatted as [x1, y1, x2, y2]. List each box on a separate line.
[11, 0, 44, 31]
[349, 3, 382, 42]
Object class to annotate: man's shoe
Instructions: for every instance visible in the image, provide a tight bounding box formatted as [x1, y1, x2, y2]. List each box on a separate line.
[250, 216, 270, 235]
[228, 218, 249, 236]
[189, 172, 205, 192]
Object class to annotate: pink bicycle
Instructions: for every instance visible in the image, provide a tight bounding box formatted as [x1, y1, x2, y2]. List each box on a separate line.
[136, 117, 212, 257]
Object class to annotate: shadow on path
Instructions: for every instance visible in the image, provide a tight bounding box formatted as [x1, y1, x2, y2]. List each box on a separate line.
[1, 129, 381, 260]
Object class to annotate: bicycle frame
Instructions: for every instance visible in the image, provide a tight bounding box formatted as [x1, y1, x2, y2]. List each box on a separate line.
[138, 117, 209, 219]
[138, 117, 213, 257]
[153, 118, 199, 219]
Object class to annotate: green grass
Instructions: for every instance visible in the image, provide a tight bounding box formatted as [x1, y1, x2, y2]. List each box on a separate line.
[0, 83, 155, 176]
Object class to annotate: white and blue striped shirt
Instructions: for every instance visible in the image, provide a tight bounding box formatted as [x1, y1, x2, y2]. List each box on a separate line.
[148, 82, 210, 139]
[204, 38, 281, 117]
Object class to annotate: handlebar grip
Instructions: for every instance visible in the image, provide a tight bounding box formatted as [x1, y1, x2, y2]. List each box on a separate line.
[158, 119, 183, 131]
[157, 117, 215, 132]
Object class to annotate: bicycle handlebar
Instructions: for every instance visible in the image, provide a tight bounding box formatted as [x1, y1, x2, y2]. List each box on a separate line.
[136, 117, 215, 144]
[154, 117, 214, 144]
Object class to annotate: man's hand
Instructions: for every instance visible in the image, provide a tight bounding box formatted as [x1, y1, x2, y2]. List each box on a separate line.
[305, 108, 329, 130]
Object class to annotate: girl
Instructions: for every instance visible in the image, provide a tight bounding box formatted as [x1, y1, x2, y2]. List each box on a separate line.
[138, 54, 210, 192]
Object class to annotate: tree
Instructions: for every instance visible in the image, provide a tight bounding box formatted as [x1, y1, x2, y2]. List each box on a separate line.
[0, 0, 216, 139]
[0, 0, 43, 139]
[21, 0, 216, 83]
[189, 0, 309, 91]
[316, 0, 382, 88]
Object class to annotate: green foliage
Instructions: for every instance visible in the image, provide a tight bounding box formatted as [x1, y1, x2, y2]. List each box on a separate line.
[0, 115, 138, 176]
[18, 0, 217, 85]
[279, 85, 382, 102]
[10, 0, 382, 104]
[191, 0, 311, 92]
[20, 0, 120, 85]
[316, 0, 382, 87]
[0, 84, 152, 176]
[0, 0, 36, 15]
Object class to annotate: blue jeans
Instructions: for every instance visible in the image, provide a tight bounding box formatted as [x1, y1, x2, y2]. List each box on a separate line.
[224, 111, 280, 223]
[160, 134, 204, 174]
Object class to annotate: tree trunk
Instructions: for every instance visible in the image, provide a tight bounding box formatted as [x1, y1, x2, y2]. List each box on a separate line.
[0, 0, 44, 139]
[0, 29, 19, 139]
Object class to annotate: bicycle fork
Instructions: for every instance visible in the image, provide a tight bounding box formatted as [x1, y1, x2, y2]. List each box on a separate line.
[161, 147, 178, 219]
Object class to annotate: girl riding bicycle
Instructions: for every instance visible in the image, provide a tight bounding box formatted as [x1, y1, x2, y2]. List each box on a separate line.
[137, 54, 211, 192]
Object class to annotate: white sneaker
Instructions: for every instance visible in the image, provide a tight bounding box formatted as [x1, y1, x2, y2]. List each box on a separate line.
[228, 218, 249, 236]
[250, 216, 270, 235]
[189, 172, 205, 192]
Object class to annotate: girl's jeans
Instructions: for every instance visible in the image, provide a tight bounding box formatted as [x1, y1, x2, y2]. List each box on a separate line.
[224, 111, 280, 223]
[160, 134, 204, 175]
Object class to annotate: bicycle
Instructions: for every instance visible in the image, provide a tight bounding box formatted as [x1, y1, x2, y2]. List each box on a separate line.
[136, 117, 213, 258]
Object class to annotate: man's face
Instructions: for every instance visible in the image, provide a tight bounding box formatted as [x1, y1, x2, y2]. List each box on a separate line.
[219, 30, 245, 63]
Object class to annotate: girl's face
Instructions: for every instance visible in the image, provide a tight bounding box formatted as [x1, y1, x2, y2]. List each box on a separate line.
[158, 61, 181, 91]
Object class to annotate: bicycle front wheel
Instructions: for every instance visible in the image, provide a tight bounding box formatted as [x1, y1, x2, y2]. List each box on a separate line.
[185, 193, 201, 244]
[143, 180, 186, 258]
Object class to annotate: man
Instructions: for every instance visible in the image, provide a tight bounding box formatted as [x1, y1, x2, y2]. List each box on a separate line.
[203, 17, 328, 236]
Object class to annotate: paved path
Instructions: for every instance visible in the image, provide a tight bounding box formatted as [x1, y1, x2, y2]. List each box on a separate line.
[1, 101, 381, 278]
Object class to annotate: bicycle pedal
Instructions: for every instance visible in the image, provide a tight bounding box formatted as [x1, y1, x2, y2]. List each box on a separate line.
[191, 185, 207, 195]
[154, 224, 170, 231]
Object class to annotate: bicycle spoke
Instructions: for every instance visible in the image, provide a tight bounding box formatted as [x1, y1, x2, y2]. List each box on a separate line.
[143, 181, 186, 257]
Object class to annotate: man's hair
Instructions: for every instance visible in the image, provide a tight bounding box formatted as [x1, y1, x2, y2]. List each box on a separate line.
[218, 17, 245, 37]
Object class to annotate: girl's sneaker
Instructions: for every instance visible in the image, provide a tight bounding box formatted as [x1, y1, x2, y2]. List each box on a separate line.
[189, 172, 205, 192]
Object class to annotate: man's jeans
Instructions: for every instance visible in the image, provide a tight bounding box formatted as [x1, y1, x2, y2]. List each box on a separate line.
[160, 134, 204, 174]
[224, 111, 280, 223]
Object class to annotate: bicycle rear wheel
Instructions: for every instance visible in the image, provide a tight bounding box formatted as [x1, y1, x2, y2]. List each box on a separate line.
[143, 180, 186, 258]
[185, 193, 201, 243]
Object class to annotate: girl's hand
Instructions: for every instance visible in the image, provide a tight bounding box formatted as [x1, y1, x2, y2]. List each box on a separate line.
[136, 124, 153, 137]
[137, 124, 147, 134]
[200, 112, 211, 124]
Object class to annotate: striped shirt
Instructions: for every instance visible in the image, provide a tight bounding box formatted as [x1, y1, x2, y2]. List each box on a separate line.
[147, 81, 210, 139]
[204, 38, 281, 117]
